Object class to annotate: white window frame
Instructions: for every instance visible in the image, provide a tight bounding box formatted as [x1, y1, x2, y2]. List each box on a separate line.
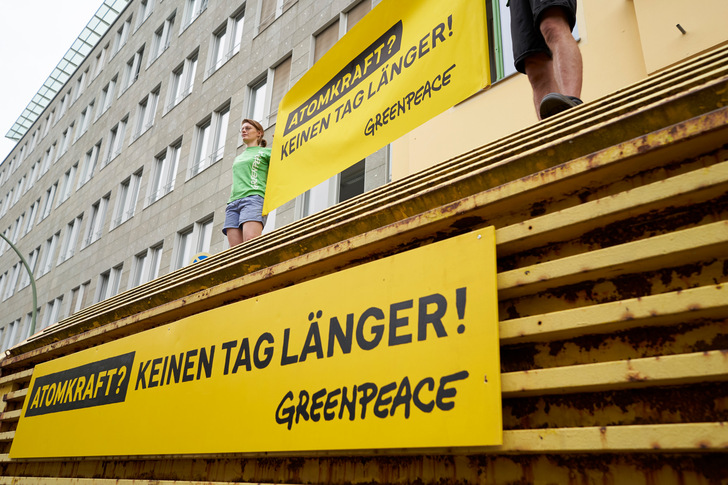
[112, 169, 143, 228]
[39, 231, 60, 276]
[58, 162, 78, 205]
[103, 116, 128, 166]
[130, 242, 163, 288]
[148, 140, 181, 204]
[18, 247, 40, 290]
[133, 88, 160, 140]
[40, 182, 58, 221]
[182, 0, 208, 30]
[83, 194, 110, 247]
[150, 11, 175, 64]
[78, 141, 102, 188]
[58, 214, 83, 264]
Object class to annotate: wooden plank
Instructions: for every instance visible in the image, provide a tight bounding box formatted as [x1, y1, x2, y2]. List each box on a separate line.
[501, 350, 728, 397]
[499, 283, 728, 344]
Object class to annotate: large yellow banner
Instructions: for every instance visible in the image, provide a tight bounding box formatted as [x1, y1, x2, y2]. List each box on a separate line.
[263, 0, 489, 214]
[11, 229, 501, 458]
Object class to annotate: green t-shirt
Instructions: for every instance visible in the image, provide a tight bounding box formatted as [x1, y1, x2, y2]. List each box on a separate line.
[228, 146, 271, 203]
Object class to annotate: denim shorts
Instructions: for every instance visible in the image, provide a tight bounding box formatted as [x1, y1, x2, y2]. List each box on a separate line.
[222, 195, 267, 235]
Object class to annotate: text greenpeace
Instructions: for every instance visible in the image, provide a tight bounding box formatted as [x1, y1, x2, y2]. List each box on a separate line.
[11, 229, 501, 458]
[264, 0, 488, 214]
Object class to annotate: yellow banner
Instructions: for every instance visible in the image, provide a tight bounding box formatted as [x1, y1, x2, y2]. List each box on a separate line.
[263, 0, 489, 214]
[11, 229, 501, 458]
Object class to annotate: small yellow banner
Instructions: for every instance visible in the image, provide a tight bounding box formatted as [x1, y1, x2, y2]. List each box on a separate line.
[11, 229, 501, 458]
[263, 0, 489, 214]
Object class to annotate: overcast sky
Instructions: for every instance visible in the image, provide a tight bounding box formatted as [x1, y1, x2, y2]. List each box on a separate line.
[0, 0, 107, 164]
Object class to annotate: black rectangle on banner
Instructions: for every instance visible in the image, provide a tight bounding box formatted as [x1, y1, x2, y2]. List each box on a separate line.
[25, 352, 136, 417]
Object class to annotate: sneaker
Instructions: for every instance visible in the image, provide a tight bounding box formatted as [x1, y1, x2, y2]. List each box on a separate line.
[539, 93, 583, 119]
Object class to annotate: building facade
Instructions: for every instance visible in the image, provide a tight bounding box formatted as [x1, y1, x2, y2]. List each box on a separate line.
[0, 0, 391, 350]
[1, 0, 727, 482]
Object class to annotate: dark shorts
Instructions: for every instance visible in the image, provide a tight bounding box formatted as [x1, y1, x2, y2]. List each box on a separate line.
[510, 0, 577, 74]
[222, 195, 267, 235]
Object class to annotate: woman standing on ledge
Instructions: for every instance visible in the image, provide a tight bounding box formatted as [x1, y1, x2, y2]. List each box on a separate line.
[222, 119, 271, 247]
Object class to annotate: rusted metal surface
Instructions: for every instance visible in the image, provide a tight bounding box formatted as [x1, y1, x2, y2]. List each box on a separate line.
[2, 40, 728, 485]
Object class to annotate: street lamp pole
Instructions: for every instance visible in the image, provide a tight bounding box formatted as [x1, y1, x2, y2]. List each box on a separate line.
[0, 233, 38, 339]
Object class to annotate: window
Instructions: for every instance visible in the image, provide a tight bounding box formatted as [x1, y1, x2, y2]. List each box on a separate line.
[69, 281, 91, 316]
[190, 105, 229, 176]
[41, 144, 55, 175]
[39, 231, 60, 276]
[12, 177, 25, 205]
[40, 182, 57, 220]
[98, 76, 117, 118]
[268, 56, 291, 125]
[136, 0, 154, 29]
[3, 319, 21, 351]
[93, 44, 108, 79]
[74, 68, 88, 102]
[23, 199, 40, 236]
[58, 162, 78, 205]
[26, 161, 39, 193]
[174, 216, 213, 269]
[59, 125, 73, 157]
[42, 296, 64, 330]
[131, 242, 163, 288]
[43, 112, 54, 136]
[150, 12, 175, 63]
[167, 51, 198, 110]
[10, 214, 24, 243]
[30, 131, 40, 155]
[58, 214, 83, 263]
[485, 0, 517, 82]
[248, 78, 267, 122]
[75, 101, 95, 141]
[182, 0, 207, 29]
[112, 169, 143, 227]
[103, 116, 128, 166]
[0, 273, 6, 301]
[83, 194, 110, 246]
[113, 16, 132, 56]
[95, 264, 123, 303]
[299, 10, 376, 218]
[346, 0, 370, 31]
[209, 25, 228, 75]
[259, 0, 296, 31]
[123, 46, 145, 92]
[58, 91, 71, 119]
[149, 141, 181, 203]
[3, 262, 21, 301]
[78, 141, 102, 188]
[18, 247, 40, 290]
[133, 87, 160, 139]
[190, 119, 210, 176]
[207, 8, 245, 75]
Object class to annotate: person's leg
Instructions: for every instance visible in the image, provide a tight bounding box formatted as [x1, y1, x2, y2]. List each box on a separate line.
[524, 52, 558, 116]
[539, 6, 582, 99]
[227, 227, 244, 247]
[242, 221, 263, 241]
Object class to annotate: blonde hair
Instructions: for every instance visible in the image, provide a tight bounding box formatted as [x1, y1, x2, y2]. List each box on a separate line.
[241, 119, 267, 147]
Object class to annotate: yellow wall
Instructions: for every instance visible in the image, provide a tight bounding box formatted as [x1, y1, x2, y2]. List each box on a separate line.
[633, 0, 728, 74]
[391, 0, 727, 179]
